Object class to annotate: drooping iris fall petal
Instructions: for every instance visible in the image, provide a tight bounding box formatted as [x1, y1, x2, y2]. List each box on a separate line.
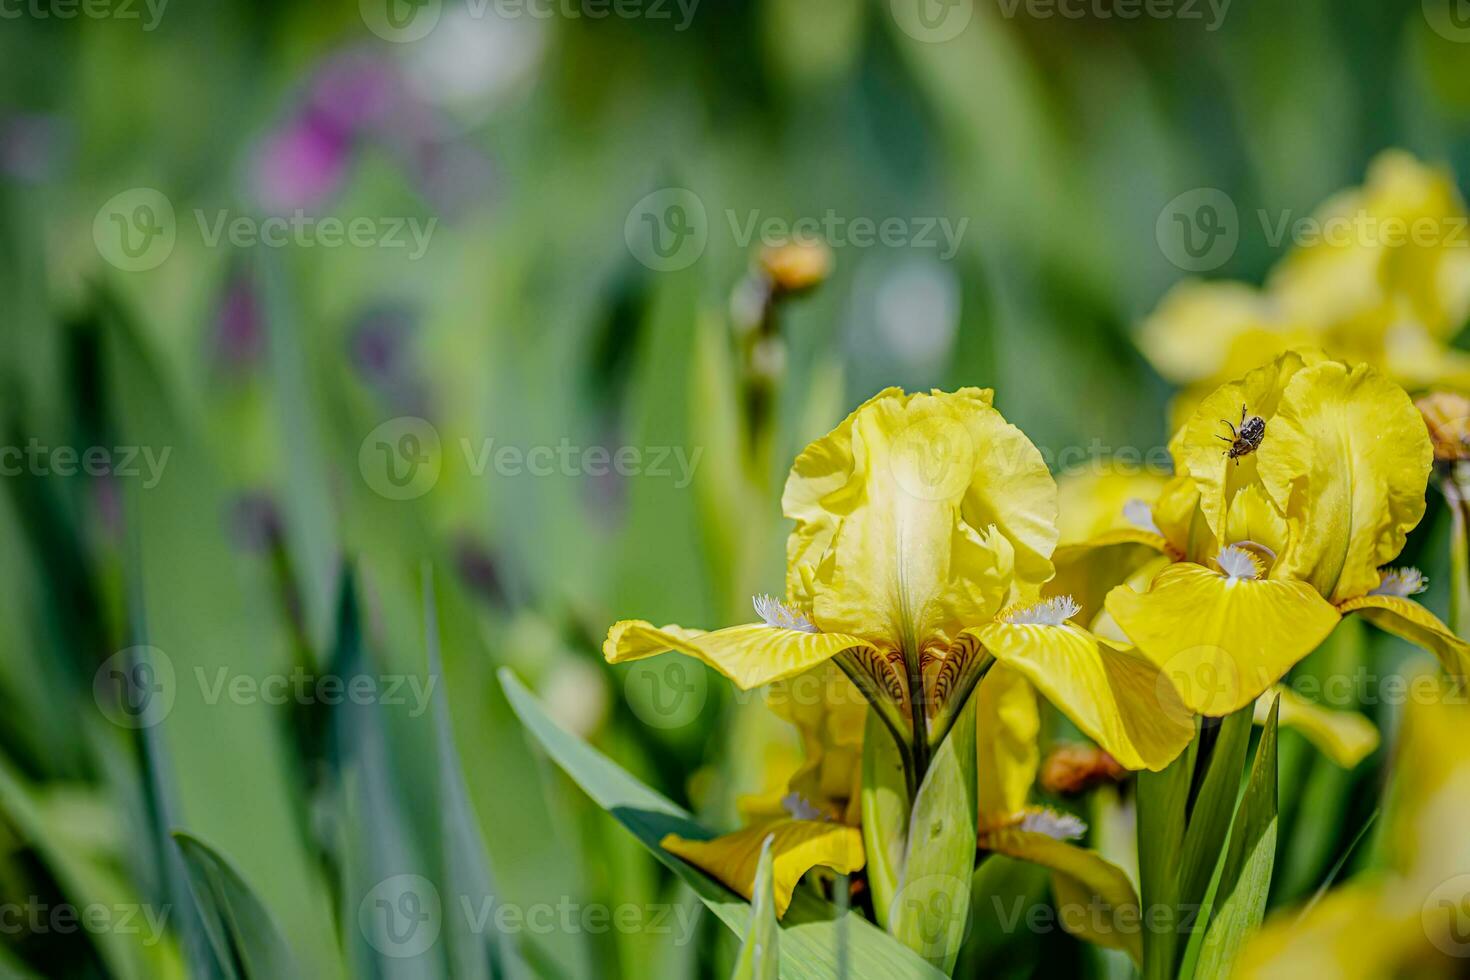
[1337, 594, 1470, 677]
[968, 619, 1194, 770]
[660, 820, 864, 918]
[603, 620, 875, 690]
[1105, 562, 1341, 716]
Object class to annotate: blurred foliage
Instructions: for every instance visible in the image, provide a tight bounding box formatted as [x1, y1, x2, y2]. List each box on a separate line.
[0, 0, 1468, 976]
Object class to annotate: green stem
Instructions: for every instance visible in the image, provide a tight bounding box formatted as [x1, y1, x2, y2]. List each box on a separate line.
[905, 646, 931, 795]
[1445, 472, 1470, 640]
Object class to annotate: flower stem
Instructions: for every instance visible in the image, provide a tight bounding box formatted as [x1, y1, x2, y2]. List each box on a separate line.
[1445, 472, 1470, 639]
[906, 649, 931, 794]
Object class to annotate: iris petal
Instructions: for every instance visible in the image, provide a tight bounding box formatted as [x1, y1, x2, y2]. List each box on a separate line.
[1104, 562, 1341, 716]
[975, 666, 1040, 830]
[968, 621, 1194, 771]
[1256, 359, 1432, 602]
[603, 620, 876, 690]
[1337, 594, 1470, 677]
[661, 820, 864, 918]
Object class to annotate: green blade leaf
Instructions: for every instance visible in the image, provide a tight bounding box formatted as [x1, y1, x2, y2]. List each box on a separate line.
[421, 568, 524, 980]
[1136, 727, 1199, 980]
[1196, 697, 1280, 980]
[860, 708, 909, 928]
[889, 696, 978, 974]
[955, 854, 1049, 977]
[730, 835, 779, 980]
[1177, 708, 1253, 911]
[499, 668, 945, 980]
[173, 832, 304, 980]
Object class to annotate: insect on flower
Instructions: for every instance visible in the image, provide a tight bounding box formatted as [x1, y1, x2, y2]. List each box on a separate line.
[1218, 404, 1266, 463]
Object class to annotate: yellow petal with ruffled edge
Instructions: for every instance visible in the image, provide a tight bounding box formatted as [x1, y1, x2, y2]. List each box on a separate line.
[1105, 563, 1341, 716]
[980, 826, 1144, 965]
[968, 621, 1194, 771]
[1337, 594, 1470, 677]
[784, 388, 1055, 653]
[603, 621, 876, 690]
[1055, 464, 1172, 545]
[1272, 150, 1470, 342]
[1256, 686, 1379, 768]
[1175, 350, 1312, 545]
[661, 820, 864, 918]
[1257, 360, 1432, 603]
[976, 666, 1039, 830]
[783, 386, 913, 603]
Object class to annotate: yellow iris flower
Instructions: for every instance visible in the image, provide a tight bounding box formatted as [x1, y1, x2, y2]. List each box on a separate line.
[1052, 466, 1382, 767]
[1140, 151, 1470, 430]
[1236, 674, 1470, 979]
[1091, 349, 1470, 716]
[605, 387, 1195, 914]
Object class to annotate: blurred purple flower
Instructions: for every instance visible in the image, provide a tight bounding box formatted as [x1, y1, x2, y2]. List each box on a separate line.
[252, 111, 351, 214]
[349, 304, 416, 384]
[213, 273, 262, 371]
[0, 114, 70, 183]
[227, 491, 283, 554]
[309, 48, 402, 134]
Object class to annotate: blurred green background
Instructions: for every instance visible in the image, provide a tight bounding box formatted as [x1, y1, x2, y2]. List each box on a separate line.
[2, 0, 1469, 976]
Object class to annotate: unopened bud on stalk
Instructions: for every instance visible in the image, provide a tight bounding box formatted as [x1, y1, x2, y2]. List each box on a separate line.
[758, 240, 832, 296]
[1416, 390, 1470, 465]
[1040, 743, 1127, 796]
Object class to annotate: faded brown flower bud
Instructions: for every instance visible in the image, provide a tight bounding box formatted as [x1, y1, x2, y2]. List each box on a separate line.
[1417, 390, 1470, 464]
[758, 240, 832, 295]
[1040, 743, 1127, 797]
